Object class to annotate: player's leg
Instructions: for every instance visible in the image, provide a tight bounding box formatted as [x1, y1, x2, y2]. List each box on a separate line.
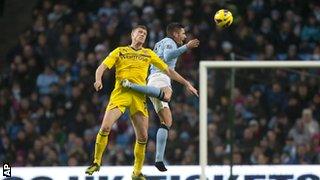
[155, 107, 172, 172]
[161, 87, 172, 101]
[122, 79, 171, 102]
[86, 108, 122, 175]
[131, 112, 148, 180]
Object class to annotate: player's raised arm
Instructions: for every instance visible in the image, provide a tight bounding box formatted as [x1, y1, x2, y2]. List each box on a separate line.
[186, 39, 200, 49]
[163, 43, 187, 60]
[163, 39, 200, 60]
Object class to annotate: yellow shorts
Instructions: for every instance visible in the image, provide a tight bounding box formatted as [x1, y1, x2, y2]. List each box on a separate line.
[106, 88, 148, 117]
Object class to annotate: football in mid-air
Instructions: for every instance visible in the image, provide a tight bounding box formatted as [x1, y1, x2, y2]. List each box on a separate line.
[214, 9, 233, 28]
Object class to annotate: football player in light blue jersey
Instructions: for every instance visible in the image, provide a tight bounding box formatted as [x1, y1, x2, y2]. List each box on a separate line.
[122, 23, 199, 171]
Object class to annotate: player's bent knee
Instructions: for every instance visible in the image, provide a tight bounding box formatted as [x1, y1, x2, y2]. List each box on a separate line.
[137, 136, 148, 143]
[100, 126, 111, 134]
[164, 93, 171, 102]
[161, 88, 172, 101]
[161, 120, 172, 128]
[137, 132, 148, 142]
[160, 123, 170, 130]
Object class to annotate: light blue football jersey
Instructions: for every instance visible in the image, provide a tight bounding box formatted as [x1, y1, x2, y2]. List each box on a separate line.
[149, 37, 188, 75]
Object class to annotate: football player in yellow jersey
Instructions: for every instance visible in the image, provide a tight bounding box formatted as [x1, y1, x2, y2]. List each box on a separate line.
[85, 25, 198, 180]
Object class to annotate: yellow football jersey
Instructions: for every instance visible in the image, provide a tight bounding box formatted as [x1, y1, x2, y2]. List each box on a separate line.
[103, 46, 168, 86]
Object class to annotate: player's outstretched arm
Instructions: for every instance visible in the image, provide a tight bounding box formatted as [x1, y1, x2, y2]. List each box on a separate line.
[163, 39, 200, 60]
[94, 63, 107, 91]
[164, 45, 187, 60]
[164, 68, 198, 97]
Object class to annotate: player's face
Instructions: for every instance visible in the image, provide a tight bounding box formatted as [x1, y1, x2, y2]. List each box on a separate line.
[174, 28, 187, 45]
[132, 28, 147, 44]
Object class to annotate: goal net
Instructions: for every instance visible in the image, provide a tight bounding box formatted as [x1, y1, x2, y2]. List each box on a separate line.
[199, 61, 320, 180]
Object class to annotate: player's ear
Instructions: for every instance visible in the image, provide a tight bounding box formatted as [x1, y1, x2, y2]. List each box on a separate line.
[172, 31, 178, 39]
[131, 28, 137, 38]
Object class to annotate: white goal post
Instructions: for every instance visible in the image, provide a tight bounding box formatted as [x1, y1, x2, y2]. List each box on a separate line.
[199, 60, 320, 180]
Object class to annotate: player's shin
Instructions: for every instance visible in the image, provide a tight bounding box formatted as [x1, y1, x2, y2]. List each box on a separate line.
[133, 140, 147, 175]
[155, 124, 169, 162]
[93, 129, 109, 165]
[122, 79, 168, 102]
[132, 84, 165, 100]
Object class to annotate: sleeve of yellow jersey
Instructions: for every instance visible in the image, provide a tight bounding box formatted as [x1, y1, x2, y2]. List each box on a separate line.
[102, 47, 119, 69]
[149, 49, 168, 72]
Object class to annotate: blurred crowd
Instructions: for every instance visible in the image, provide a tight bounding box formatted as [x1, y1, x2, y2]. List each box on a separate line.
[0, 0, 320, 167]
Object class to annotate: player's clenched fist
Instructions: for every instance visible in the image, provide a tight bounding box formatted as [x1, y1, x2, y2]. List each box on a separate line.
[94, 81, 103, 91]
[186, 39, 200, 49]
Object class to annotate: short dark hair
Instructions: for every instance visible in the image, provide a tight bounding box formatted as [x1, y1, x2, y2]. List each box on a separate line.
[132, 25, 148, 32]
[166, 23, 184, 37]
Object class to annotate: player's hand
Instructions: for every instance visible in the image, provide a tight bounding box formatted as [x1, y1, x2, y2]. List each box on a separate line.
[186, 82, 199, 97]
[186, 39, 200, 49]
[94, 81, 103, 91]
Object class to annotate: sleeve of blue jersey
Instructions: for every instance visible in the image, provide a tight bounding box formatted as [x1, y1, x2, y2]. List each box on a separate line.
[163, 39, 188, 60]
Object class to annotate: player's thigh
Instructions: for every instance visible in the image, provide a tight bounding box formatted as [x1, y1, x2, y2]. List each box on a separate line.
[161, 86, 172, 100]
[101, 108, 123, 132]
[149, 96, 169, 114]
[107, 89, 131, 110]
[147, 73, 171, 88]
[103, 89, 129, 132]
[131, 112, 148, 142]
[104, 91, 131, 131]
[148, 74, 172, 99]
[158, 107, 173, 127]
[130, 94, 148, 117]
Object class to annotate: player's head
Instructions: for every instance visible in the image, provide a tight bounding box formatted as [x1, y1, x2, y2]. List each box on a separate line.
[166, 23, 186, 45]
[131, 25, 148, 44]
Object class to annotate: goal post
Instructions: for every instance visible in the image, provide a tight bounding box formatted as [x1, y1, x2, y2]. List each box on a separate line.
[199, 60, 320, 180]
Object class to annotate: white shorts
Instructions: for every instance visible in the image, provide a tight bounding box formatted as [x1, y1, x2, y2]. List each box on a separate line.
[147, 73, 171, 113]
